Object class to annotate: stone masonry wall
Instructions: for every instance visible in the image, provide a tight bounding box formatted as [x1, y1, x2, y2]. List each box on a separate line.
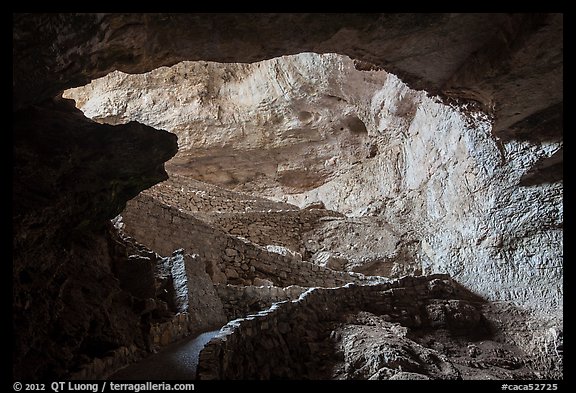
[196, 209, 343, 253]
[70, 312, 198, 380]
[196, 274, 474, 379]
[166, 251, 227, 332]
[122, 194, 376, 288]
[145, 250, 227, 353]
[196, 211, 303, 252]
[149, 312, 194, 350]
[143, 174, 297, 214]
[69, 249, 228, 380]
[69, 345, 143, 380]
[215, 284, 307, 320]
[142, 174, 344, 253]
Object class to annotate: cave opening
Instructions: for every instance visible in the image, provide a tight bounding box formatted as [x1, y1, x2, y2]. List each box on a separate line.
[64, 52, 496, 279]
[14, 13, 562, 381]
[58, 52, 562, 380]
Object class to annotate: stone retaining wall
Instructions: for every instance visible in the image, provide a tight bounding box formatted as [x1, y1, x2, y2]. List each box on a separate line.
[122, 195, 376, 288]
[149, 313, 194, 350]
[143, 174, 297, 214]
[196, 274, 473, 379]
[196, 208, 342, 253]
[69, 345, 144, 380]
[196, 211, 304, 252]
[69, 312, 201, 380]
[69, 249, 228, 380]
[215, 284, 307, 320]
[141, 174, 344, 253]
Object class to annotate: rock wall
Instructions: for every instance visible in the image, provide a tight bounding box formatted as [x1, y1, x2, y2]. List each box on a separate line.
[13, 13, 563, 379]
[215, 284, 306, 321]
[122, 194, 376, 288]
[69, 345, 144, 380]
[198, 274, 561, 379]
[302, 216, 422, 277]
[164, 251, 227, 333]
[197, 209, 345, 253]
[12, 94, 178, 379]
[196, 211, 304, 252]
[68, 312, 194, 380]
[67, 53, 562, 320]
[14, 14, 563, 138]
[144, 174, 297, 214]
[286, 68, 563, 320]
[138, 174, 345, 253]
[149, 313, 194, 350]
[67, 248, 227, 381]
[196, 275, 474, 379]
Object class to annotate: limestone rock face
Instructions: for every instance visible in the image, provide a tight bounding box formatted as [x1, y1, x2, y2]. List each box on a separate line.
[13, 51, 178, 381]
[13, 98, 177, 238]
[66, 53, 562, 322]
[327, 311, 537, 380]
[64, 56, 377, 194]
[304, 217, 421, 277]
[14, 13, 562, 139]
[13, 223, 169, 379]
[13, 13, 562, 379]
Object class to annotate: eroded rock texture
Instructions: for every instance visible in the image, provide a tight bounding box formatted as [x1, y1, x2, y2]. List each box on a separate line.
[66, 53, 562, 321]
[196, 276, 548, 380]
[13, 13, 562, 379]
[14, 13, 562, 135]
[13, 97, 177, 378]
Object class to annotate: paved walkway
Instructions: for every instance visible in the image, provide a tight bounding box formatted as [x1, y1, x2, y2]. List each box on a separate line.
[110, 330, 221, 380]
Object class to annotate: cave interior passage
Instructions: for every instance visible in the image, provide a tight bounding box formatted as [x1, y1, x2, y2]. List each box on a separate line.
[13, 13, 562, 380]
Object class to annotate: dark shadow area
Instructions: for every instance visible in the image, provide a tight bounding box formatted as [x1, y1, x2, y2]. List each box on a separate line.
[12, 13, 563, 380]
[520, 148, 563, 186]
[303, 283, 538, 380]
[499, 103, 563, 143]
[111, 329, 221, 380]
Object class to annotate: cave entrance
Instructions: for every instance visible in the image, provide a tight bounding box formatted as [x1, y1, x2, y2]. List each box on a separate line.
[63, 52, 496, 281]
[63, 53, 382, 210]
[64, 53, 443, 279]
[14, 13, 563, 381]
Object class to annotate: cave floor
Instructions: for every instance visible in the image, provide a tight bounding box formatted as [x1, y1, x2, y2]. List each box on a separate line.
[308, 311, 538, 380]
